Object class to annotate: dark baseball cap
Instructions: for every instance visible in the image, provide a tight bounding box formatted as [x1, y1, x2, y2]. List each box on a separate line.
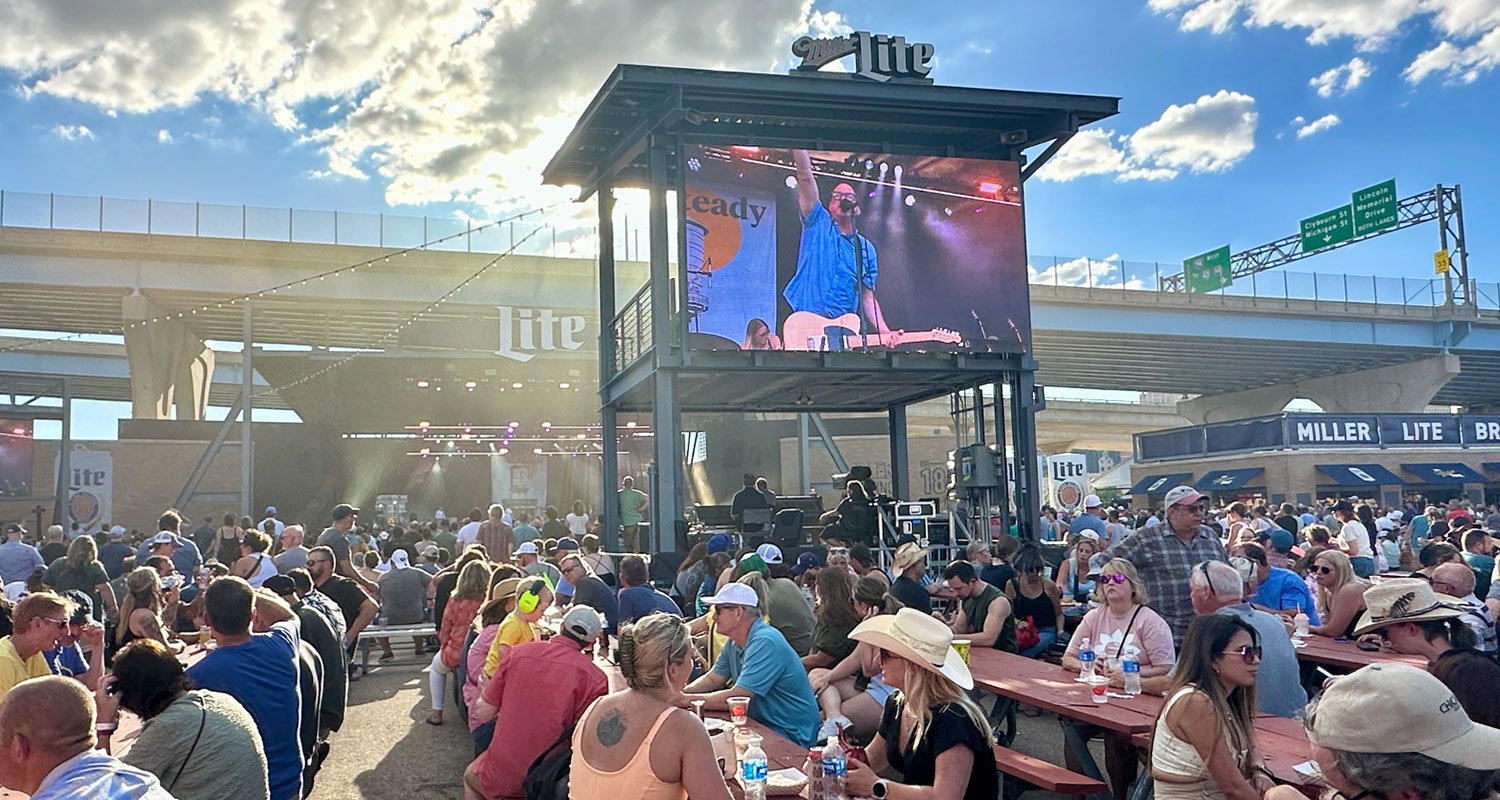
[61, 589, 95, 626]
[332, 503, 360, 520]
[262, 575, 298, 598]
[5, 523, 24, 534]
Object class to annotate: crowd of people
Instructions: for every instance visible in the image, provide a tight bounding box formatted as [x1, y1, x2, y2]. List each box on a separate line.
[3, 485, 1500, 800]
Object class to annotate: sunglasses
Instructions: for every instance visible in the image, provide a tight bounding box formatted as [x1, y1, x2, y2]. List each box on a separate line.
[1098, 573, 1129, 585]
[1316, 565, 1336, 575]
[1220, 644, 1263, 664]
[828, 547, 849, 556]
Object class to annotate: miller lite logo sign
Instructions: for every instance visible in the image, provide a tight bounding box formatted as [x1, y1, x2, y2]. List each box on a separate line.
[791, 31, 935, 84]
[496, 306, 587, 363]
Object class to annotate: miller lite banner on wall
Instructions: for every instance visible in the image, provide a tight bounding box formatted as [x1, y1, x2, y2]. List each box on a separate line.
[1047, 454, 1089, 514]
[682, 144, 1029, 356]
[59, 446, 112, 534]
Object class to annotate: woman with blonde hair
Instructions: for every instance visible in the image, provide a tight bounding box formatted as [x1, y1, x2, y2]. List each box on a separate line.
[843, 608, 997, 800]
[427, 559, 491, 726]
[1150, 614, 1271, 800]
[115, 566, 180, 650]
[1308, 549, 1368, 639]
[1061, 558, 1177, 800]
[570, 614, 732, 800]
[41, 535, 117, 622]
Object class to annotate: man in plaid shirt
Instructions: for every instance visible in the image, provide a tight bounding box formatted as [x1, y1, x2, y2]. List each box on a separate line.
[1111, 485, 1229, 649]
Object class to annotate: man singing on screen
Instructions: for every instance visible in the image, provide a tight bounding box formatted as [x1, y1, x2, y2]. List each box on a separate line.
[782, 149, 900, 345]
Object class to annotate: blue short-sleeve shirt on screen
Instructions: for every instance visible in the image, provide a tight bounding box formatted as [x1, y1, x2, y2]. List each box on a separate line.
[44, 643, 87, 678]
[188, 619, 303, 800]
[783, 203, 878, 319]
[711, 617, 820, 747]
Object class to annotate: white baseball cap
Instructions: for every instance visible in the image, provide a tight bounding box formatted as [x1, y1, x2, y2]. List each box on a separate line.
[700, 583, 760, 608]
[560, 606, 604, 644]
[1083, 494, 1102, 508]
[1164, 486, 1206, 508]
[149, 532, 178, 547]
[755, 543, 784, 565]
[1310, 662, 1500, 770]
[515, 542, 540, 556]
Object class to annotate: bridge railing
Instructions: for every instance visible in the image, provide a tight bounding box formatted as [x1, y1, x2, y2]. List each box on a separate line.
[3, 190, 1491, 315]
[1026, 254, 1498, 315]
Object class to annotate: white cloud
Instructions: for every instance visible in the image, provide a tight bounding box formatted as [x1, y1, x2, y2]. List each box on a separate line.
[0, 0, 843, 216]
[1028, 255, 1146, 289]
[1038, 90, 1257, 182]
[53, 124, 93, 141]
[1151, 1, 1500, 84]
[157, 128, 174, 144]
[1295, 113, 1341, 138]
[1309, 57, 1372, 97]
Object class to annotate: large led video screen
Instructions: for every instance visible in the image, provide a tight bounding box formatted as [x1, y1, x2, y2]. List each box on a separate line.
[682, 145, 1030, 354]
[0, 420, 32, 498]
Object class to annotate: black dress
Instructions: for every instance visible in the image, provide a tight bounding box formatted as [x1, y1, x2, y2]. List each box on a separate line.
[879, 697, 997, 800]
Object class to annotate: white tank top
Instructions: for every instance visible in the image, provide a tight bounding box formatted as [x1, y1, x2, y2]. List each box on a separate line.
[247, 553, 279, 587]
[1151, 687, 1247, 779]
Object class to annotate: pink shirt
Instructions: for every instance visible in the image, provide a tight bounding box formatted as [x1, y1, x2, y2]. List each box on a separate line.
[1064, 603, 1176, 668]
[465, 624, 500, 731]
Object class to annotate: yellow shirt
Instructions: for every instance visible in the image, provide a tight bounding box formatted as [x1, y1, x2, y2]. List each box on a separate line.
[483, 612, 538, 676]
[0, 636, 51, 698]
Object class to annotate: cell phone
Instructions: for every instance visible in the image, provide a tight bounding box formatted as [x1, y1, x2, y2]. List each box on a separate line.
[1356, 639, 1382, 652]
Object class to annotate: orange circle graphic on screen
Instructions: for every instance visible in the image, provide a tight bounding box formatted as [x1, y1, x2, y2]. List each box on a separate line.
[685, 190, 744, 273]
[1056, 482, 1082, 509]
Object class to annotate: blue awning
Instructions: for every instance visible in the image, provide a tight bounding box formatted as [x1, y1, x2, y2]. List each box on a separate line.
[1401, 463, 1487, 484]
[1315, 463, 1403, 486]
[1129, 472, 1194, 496]
[1483, 462, 1500, 475]
[1194, 468, 1265, 492]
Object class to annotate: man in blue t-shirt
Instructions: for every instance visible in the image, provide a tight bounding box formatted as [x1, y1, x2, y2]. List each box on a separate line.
[187, 577, 304, 800]
[1243, 543, 1320, 625]
[781, 149, 897, 347]
[685, 583, 820, 747]
[43, 589, 103, 690]
[615, 555, 681, 624]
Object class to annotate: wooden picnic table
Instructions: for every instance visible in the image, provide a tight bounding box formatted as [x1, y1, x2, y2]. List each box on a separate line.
[969, 648, 1321, 794]
[1291, 635, 1425, 671]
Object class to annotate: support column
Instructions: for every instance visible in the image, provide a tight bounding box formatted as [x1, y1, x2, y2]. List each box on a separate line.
[240, 304, 253, 518]
[797, 413, 811, 494]
[1010, 366, 1043, 542]
[889, 404, 909, 500]
[597, 181, 620, 548]
[647, 137, 682, 554]
[121, 294, 215, 420]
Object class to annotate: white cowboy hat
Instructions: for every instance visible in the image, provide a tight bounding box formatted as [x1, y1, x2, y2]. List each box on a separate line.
[892, 542, 929, 573]
[850, 608, 972, 690]
[1353, 578, 1465, 637]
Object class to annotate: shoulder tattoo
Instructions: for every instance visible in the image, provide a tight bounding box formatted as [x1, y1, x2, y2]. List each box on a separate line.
[596, 709, 626, 746]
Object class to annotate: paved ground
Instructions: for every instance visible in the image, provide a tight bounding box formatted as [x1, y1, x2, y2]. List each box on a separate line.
[311, 654, 1109, 800]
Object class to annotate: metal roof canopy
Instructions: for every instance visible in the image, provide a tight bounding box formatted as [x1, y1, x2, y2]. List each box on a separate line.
[543, 64, 1119, 547]
[542, 64, 1120, 196]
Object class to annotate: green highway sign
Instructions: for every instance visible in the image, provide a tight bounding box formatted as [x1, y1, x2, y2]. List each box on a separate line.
[1352, 179, 1398, 236]
[1300, 205, 1354, 251]
[1184, 245, 1233, 293]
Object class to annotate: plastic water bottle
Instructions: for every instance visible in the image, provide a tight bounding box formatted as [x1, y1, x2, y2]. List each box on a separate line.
[821, 736, 848, 800]
[1122, 646, 1141, 697]
[1078, 637, 1096, 681]
[1294, 612, 1309, 638]
[742, 736, 768, 800]
[804, 748, 826, 800]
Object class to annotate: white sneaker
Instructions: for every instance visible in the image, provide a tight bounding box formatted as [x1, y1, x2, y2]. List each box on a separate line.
[817, 715, 851, 743]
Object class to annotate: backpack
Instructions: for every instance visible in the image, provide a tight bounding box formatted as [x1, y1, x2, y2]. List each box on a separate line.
[522, 724, 575, 800]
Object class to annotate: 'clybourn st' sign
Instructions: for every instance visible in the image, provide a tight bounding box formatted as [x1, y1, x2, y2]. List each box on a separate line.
[791, 31, 935, 84]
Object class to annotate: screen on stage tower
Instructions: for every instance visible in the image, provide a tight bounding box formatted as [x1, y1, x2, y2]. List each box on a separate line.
[681, 144, 1030, 355]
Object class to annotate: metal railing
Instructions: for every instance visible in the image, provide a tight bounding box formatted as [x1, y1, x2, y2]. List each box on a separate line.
[2, 189, 1490, 314]
[1024, 254, 1498, 315]
[612, 283, 653, 373]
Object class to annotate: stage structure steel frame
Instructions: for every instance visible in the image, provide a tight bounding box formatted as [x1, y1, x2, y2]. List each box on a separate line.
[542, 64, 1118, 546]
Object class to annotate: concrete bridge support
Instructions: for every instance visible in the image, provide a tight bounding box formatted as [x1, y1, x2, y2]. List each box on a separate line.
[1177, 355, 1462, 424]
[122, 294, 215, 420]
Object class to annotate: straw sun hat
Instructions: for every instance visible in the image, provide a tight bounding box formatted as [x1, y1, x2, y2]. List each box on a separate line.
[1352, 578, 1465, 637]
[850, 607, 972, 690]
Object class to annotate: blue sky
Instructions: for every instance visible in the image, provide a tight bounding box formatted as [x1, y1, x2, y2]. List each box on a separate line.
[0, 0, 1497, 435]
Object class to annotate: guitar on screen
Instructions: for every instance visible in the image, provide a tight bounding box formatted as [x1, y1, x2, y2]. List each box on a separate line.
[781, 311, 965, 352]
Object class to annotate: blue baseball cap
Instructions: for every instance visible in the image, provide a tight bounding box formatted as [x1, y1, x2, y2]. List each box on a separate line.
[706, 533, 733, 554]
[791, 551, 823, 577]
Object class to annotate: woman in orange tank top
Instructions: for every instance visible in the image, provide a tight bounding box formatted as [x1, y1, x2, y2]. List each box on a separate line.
[570, 614, 733, 800]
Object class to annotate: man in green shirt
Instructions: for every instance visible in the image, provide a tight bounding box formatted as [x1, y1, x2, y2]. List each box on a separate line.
[616, 475, 649, 553]
[941, 559, 1017, 653]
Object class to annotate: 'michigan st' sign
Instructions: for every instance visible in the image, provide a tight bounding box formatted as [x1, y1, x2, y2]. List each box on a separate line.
[791, 31, 935, 84]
